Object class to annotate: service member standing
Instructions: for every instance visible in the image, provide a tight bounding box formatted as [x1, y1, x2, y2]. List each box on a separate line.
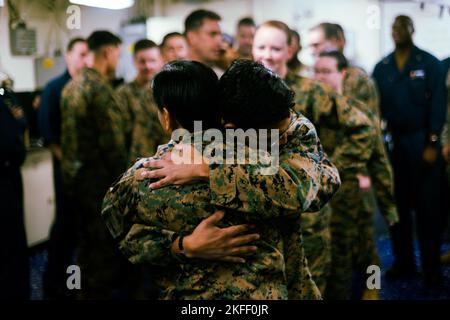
[38, 37, 89, 299]
[60, 31, 136, 299]
[160, 32, 189, 63]
[252, 21, 375, 298]
[308, 24, 398, 298]
[0, 87, 29, 299]
[314, 50, 398, 299]
[235, 17, 256, 60]
[117, 39, 167, 165]
[184, 9, 224, 77]
[373, 15, 447, 286]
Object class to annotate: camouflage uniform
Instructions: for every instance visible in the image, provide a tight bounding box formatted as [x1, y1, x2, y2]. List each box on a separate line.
[61, 68, 144, 299]
[117, 80, 168, 165]
[344, 67, 398, 287]
[288, 63, 315, 79]
[285, 72, 375, 299]
[208, 111, 341, 299]
[102, 111, 341, 300]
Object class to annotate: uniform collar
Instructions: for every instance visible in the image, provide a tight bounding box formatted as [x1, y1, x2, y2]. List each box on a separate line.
[63, 69, 71, 80]
[284, 70, 303, 86]
[383, 45, 423, 66]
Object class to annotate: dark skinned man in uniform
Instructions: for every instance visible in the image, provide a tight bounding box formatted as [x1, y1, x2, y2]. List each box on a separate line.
[373, 15, 447, 286]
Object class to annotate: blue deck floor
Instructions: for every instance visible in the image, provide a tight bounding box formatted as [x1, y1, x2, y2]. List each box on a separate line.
[29, 210, 450, 300]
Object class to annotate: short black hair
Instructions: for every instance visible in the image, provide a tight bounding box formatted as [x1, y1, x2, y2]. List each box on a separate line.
[87, 30, 122, 52]
[237, 17, 255, 28]
[184, 9, 221, 33]
[67, 37, 86, 52]
[395, 15, 415, 33]
[219, 59, 294, 129]
[133, 39, 158, 56]
[312, 23, 342, 41]
[152, 60, 221, 132]
[160, 32, 185, 48]
[319, 50, 348, 71]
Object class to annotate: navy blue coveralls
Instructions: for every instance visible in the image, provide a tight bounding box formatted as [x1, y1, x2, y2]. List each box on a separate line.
[373, 46, 447, 279]
[0, 88, 29, 299]
[38, 70, 76, 297]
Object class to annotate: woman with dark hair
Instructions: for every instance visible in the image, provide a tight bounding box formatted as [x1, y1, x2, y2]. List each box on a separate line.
[102, 60, 284, 299]
[102, 60, 339, 299]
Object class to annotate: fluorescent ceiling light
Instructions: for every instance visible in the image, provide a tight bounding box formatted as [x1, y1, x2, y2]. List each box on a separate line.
[69, 0, 135, 10]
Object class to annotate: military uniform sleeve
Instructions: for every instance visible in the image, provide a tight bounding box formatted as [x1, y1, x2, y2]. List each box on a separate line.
[97, 89, 128, 177]
[116, 85, 134, 159]
[345, 68, 381, 119]
[355, 75, 381, 121]
[60, 83, 83, 185]
[209, 161, 316, 218]
[365, 77, 381, 119]
[101, 170, 184, 267]
[330, 94, 375, 175]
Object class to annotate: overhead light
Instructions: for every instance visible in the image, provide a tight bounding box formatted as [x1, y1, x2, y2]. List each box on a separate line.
[69, 0, 135, 10]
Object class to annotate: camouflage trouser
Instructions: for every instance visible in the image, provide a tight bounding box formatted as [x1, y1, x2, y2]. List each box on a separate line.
[73, 200, 150, 300]
[368, 142, 398, 225]
[300, 206, 332, 295]
[325, 175, 364, 300]
[354, 189, 381, 290]
[282, 217, 322, 300]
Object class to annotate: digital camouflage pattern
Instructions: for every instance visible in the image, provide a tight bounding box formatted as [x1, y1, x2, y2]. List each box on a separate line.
[344, 68, 398, 285]
[208, 111, 340, 217]
[344, 67, 380, 116]
[299, 206, 332, 294]
[61, 67, 142, 299]
[117, 80, 169, 165]
[285, 73, 374, 173]
[285, 72, 376, 299]
[344, 66, 398, 225]
[208, 111, 341, 299]
[102, 111, 341, 300]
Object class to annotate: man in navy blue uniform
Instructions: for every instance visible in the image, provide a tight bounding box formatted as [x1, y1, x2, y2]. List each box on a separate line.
[0, 87, 29, 299]
[373, 15, 447, 286]
[38, 37, 88, 299]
